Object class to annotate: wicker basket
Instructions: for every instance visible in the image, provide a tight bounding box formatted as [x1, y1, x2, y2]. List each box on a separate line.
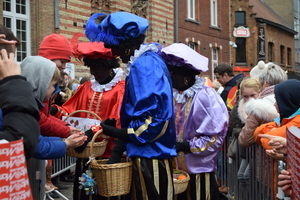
[89, 133, 132, 197]
[173, 169, 190, 194]
[90, 158, 132, 197]
[63, 110, 108, 158]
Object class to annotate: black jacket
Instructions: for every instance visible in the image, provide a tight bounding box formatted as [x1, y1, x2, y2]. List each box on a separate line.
[221, 73, 245, 104]
[0, 75, 40, 159]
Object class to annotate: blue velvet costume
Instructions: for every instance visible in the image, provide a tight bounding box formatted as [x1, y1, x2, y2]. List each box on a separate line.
[121, 46, 177, 159]
[85, 11, 177, 200]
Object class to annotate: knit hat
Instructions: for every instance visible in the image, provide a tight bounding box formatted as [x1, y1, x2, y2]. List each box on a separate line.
[85, 11, 149, 45]
[159, 43, 208, 72]
[250, 61, 267, 78]
[38, 34, 72, 61]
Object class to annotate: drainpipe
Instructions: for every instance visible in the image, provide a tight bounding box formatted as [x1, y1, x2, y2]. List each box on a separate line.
[174, 0, 178, 43]
[54, 0, 59, 29]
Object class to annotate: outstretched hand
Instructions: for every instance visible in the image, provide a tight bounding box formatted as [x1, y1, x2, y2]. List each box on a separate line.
[65, 132, 87, 149]
[100, 118, 129, 141]
[258, 134, 287, 154]
[101, 118, 117, 127]
[0, 49, 20, 79]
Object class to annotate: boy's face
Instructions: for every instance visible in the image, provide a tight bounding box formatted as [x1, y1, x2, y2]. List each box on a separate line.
[52, 59, 69, 71]
[44, 80, 57, 101]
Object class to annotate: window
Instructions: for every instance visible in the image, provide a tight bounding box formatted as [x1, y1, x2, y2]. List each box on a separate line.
[188, 0, 195, 19]
[235, 38, 246, 63]
[280, 45, 285, 65]
[287, 48, 292, 66]
[3, 0, 31, 62]
[295, 18, 300, 39]
[295, 0, 300, 39]
[212, 48, 218, 74]
[268, 42, 273, 62]
[211, 0, 218, 26]
[188, 42, 196, 50]
[235, 11, 246, 26]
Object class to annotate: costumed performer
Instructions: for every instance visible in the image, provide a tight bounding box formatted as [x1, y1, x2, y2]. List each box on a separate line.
[52, 31, 125, 200]
[86, 11, 177, 200]
[159, 43, 228, 200]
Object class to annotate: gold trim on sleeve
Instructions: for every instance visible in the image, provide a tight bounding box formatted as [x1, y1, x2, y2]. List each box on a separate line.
[190, 136, 217, 153]
[127, 116, 169, 141]
[150, 121, 169, 142]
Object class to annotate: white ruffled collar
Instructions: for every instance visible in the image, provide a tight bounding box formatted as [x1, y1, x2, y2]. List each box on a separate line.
[90, 68, 123, 92]
[173, 76, 205, 104]
[125, 43, 158, 76]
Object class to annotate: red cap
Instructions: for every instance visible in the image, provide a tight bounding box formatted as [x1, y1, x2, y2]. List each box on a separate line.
[38, 34, 72, 62]
[70, 32, 116, 61]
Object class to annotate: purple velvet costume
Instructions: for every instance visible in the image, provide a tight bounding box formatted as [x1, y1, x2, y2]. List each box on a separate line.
[174, 81, 228, 174]
[160, 43, 229, 175]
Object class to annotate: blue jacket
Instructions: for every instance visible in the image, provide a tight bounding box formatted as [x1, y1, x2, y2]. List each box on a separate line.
[0, 109, 66, 159]
[33, 135, 66, 159]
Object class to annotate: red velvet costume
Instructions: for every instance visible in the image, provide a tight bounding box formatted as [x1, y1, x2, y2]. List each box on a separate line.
[54, 74, 125, 158]
[54, 34, 125, 158]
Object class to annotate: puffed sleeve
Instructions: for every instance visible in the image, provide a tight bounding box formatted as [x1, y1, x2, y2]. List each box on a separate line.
[185, 86, 229, 156]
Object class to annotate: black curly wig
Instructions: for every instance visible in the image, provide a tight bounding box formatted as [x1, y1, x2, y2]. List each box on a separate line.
[83, 57, 120, 68]
[104, 34, 146, 49]
[167, 64, 200, 76]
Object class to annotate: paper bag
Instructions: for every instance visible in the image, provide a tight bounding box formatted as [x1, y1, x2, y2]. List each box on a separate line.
[0, 139, 33, 200]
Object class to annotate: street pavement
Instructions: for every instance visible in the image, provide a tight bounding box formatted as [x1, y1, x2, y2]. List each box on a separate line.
[49, 181, 74, 200]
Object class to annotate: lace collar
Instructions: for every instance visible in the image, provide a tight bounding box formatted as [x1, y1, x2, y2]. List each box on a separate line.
[125, 43, 158, 76]
[173, 76, 205, 104]
[90, 68, 123, 92]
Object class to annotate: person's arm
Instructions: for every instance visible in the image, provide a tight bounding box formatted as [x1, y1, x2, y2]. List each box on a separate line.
[33, 135, 67, 159]
[33, 132, 87, 159]
[227, 106, 239, 138]
[238, 113, 260, 148]
[180, 87, 229, 156]
[0, 49, 40, 159]
[253, 122, 285, 150]
[39, 111, 72, 138]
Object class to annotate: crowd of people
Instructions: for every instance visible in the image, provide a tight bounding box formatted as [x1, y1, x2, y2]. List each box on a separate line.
[0, 10, 299, 200]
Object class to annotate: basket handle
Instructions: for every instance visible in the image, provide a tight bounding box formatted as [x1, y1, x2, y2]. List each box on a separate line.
[89, 129, 103, 159]
[63, 110, 102, 122]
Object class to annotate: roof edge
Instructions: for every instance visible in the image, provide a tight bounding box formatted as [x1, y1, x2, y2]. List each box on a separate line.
[255, 17, 298, 35]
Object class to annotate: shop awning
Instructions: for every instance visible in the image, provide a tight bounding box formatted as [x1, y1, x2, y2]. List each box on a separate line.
[234, 66, 250, 72]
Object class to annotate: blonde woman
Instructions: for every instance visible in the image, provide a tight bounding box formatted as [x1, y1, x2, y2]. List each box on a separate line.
[230, 78, 261, 193]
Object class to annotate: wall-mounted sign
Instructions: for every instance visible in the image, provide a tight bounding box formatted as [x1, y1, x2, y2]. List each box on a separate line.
[258, 27, 266, 60]
[233, 26, 250, 37]
[64, 63, 75, 79]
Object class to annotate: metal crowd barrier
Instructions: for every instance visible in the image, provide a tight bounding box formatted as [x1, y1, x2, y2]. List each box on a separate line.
[45, 155, 77, 200]
[219, 136, 291, 200]
[52, 154, 77, 178]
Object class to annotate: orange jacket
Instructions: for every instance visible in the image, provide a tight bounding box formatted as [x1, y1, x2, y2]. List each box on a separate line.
[254, 114, 300, 150]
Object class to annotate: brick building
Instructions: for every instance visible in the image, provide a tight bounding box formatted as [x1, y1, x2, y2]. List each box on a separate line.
[230, 0, 297, 75]
[1, 0, 174, 78]
[175, 0, 230, 79]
